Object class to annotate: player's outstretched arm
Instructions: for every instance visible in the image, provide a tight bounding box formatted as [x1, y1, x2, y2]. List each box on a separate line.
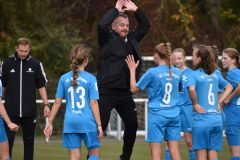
[126, 55, 140, 94]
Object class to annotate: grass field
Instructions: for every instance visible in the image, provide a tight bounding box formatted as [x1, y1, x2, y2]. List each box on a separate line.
[12, 136, 231, 160]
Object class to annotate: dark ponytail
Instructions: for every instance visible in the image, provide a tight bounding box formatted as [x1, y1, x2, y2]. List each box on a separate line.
[165, 43, 172, 77]
[70, 44, 90, 87]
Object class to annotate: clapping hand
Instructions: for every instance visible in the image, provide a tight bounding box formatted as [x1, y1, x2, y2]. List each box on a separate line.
[116, 0, 125, 12]
[123, 0, 138, 12]
[116, 0, 138, 12]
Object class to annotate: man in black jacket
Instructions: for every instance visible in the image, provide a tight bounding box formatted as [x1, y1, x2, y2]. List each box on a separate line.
[97, 0, 150, 159]
[1, 38, 50, 160]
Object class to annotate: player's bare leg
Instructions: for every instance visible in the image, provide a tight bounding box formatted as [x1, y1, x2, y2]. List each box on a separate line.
[149, 142, 161, 160]
[69, 148, 80, 160]
[167, 140, 181, 160]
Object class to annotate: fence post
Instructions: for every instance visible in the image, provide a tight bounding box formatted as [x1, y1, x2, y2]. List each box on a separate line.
[117, 114, 122, 140]
[144, 100, 148, 140]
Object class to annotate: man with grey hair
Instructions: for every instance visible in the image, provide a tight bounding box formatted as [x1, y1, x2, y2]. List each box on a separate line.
[97, 0, 150, 159]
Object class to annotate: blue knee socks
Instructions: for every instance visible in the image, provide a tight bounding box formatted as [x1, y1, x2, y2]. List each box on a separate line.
[88, 155, 99, 160]
[165, 148, 171, 160]
[189, 149, 196, 160]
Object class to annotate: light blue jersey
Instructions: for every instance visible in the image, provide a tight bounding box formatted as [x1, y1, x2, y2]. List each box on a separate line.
[215, 69, 225, 93]
[178, 67, 193, 106]
[226, 68, 240, 106]
[56, 71, 99, 133]
[137, 65, 182, 117]
[224, 67, 240, 127]
[0, 79, 2, 97]
[188, 69, 229, 127]
[178, 67, 194, 132]
[0, 80, 2, 118]
[215, 69, 226, 126]
[0, 79, 7, 143]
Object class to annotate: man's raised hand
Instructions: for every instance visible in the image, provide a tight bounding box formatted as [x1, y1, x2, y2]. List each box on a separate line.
[116, 0, 125, 12]
[123, 0, 138, 12]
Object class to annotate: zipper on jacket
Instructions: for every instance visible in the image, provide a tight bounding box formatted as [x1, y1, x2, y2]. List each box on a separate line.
[20, 60, 22, 117]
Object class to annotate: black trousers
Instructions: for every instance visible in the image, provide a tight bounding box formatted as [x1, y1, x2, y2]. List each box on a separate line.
[99, 89, 138, 160]
[4, 116, 36, 160]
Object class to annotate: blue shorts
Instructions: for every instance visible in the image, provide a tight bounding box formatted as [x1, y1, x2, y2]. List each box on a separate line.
[180, 105, 193, 132]
[226, 125, 240, 146]
[146, 114, 181, 143]
[192, 126, 222, 151]
[0, 118, 8, 143]
[62, 132, 100, 150]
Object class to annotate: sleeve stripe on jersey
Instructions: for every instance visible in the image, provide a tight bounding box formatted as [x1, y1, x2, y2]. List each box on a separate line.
[227, 77, 239, 84]
[40, 62, 48, 83]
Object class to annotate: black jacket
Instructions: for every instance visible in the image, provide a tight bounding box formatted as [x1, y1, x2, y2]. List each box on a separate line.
[1, 54, 48, 117]
[97, 8, 150, 90]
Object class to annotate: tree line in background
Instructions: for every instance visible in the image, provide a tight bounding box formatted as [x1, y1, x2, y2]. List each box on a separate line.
[0, 0, 239, 97]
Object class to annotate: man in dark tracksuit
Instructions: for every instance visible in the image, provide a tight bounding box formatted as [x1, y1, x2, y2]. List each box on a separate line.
[1, 38, 50, 160]
[97, 1, 150, 159]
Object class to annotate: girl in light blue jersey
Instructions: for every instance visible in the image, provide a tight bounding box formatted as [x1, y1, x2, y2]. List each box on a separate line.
[172, 48, 196, 160]
[126, 43, 182, 160]
[44, 44, 103, 160]
[188, 44, 232, 160]
[211, 45, 227, 128]
[222, 48, 240, 160]
[0, 79, 19, 160]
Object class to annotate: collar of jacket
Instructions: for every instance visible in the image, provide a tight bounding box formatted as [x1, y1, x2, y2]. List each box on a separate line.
[13, 52, 31, 61]
[111, 30, 128, 42]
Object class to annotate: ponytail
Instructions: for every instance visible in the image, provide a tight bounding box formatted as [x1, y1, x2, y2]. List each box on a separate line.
[165, 42, 172, 77]
[71, 60, 79, 87]
[70, 44, 90, 87]
[211, 45, 220, 68]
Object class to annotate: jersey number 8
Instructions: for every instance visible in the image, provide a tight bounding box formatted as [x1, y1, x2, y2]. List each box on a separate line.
[163, 82, 173, 104]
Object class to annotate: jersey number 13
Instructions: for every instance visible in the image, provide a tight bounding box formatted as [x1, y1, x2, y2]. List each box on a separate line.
[68, 86, 86, 109]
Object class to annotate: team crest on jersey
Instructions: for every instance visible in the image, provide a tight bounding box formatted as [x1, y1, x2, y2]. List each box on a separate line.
[182, 75, 187, 81]
[10, 69, 15, 73]
[26, 68, 34, 73]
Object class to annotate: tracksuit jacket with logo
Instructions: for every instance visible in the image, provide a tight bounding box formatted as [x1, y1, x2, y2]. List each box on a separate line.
[1, 54, 48, 117]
